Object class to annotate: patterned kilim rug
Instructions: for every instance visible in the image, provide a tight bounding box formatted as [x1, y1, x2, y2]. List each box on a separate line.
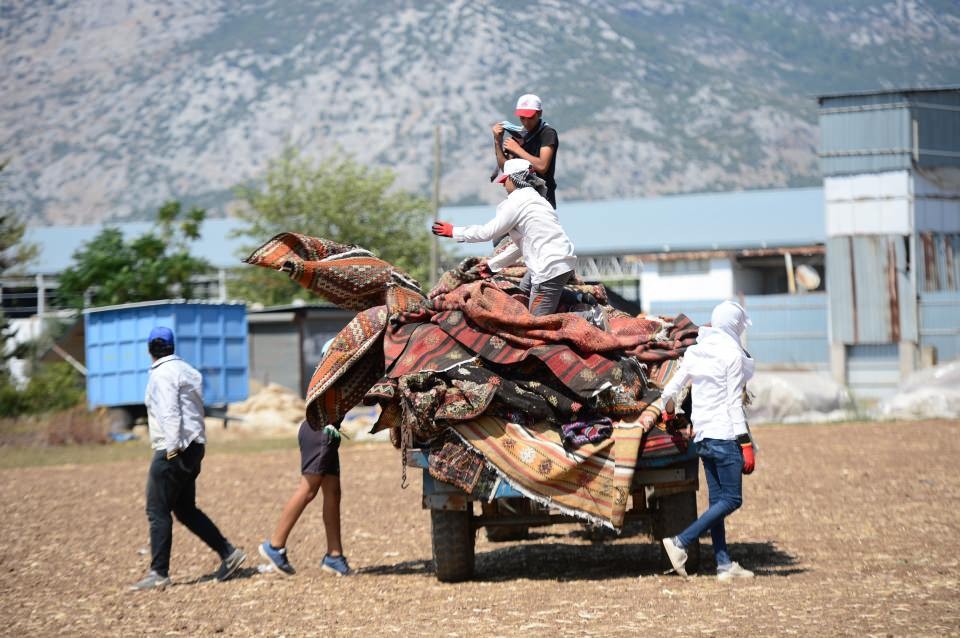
[244, 232, 422, 311]
[410, 281, 698, 364]
[454, 415, 647, 529]
[304, 305, 388, 427]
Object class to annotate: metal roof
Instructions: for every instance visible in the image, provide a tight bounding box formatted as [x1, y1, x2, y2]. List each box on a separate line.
[441, 187, 825, 256]
[82, 298, 247, 314]
[816, 85, 960, 102]
[24, 218, 250, 274]
[25, 187, 825, 275]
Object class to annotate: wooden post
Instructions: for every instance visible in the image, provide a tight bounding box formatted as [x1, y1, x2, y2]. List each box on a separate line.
[784, 252, 796, 294]
[430, 124, 441, 287]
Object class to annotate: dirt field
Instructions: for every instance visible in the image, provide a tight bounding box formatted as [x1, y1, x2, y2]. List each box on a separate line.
[1, 420, 958, 637]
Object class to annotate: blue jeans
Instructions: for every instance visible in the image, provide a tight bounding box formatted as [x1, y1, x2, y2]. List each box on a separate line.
[675, 438, 743, 568]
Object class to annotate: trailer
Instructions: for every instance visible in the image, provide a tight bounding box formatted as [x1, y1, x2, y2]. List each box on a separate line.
[83, 300, 249, 429]
[408, 434, 701, 582]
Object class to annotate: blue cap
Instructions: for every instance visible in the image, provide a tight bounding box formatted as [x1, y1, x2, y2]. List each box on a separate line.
[148, 326, 175, 345]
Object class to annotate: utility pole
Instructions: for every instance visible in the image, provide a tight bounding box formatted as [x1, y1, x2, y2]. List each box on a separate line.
[430, 124, 441, 287]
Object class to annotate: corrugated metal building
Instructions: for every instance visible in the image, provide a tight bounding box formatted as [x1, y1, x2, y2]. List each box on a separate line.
[247, 304, 355, 395]
[442, 188, 827, 314]
[819, 86, 960, 398]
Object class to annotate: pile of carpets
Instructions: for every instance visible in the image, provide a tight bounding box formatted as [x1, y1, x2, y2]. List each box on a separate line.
[245, 233, 698, 528]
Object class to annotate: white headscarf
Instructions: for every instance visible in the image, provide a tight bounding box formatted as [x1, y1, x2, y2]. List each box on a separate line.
[695, 300, 755, 380]
[703, 300, 752, 341]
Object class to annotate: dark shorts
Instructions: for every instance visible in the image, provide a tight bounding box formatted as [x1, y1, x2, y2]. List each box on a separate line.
[298, 421, 340, 476]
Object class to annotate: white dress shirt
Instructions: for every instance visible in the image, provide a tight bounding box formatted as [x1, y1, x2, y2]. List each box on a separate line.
[453, 187, 577, 284]
[659, 330, 755, 442]
[145, 355, 207, 453]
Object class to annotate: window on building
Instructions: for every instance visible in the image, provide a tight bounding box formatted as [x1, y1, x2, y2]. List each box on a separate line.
[657, 259, 710, 276]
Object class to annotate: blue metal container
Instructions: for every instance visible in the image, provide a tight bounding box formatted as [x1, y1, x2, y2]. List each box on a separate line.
[84, 301, 248, 409]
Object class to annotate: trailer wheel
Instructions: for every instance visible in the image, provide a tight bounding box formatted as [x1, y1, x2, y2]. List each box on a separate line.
[653, 491, 700, 574]
[431, 509, 475, 582]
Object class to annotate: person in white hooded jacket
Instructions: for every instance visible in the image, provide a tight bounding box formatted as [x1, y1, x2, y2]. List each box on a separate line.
[655, 300, 757, 581]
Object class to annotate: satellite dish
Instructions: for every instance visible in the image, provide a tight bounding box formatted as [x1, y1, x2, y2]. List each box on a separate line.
[795, 264, 821, 291]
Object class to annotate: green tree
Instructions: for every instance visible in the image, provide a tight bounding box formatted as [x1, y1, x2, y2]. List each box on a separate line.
[231, 148, 434, 305]
[0, 160, 38, 385]
[57, 201, 211, 309]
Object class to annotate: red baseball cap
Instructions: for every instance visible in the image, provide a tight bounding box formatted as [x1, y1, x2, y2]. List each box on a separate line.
[515, 93, 542, 118]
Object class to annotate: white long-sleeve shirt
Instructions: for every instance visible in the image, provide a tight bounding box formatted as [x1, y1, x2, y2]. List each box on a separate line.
[145, 355, 207, 453]
[659, 330, 755, 442]
[453, 187, 577, 285]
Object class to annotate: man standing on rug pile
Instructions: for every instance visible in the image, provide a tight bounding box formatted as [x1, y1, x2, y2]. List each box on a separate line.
[131, 327, 246, 591]
[492, 93, 560, 209]
[432, 157, 577, 316]
[656, 301, 757, 581]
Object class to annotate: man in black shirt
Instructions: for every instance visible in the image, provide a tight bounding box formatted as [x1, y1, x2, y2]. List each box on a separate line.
[492, 93, 559, 209]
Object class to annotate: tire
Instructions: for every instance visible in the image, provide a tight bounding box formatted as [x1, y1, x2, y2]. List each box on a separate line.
[431, 509, 475, 582]
[654, 491, 700, 574]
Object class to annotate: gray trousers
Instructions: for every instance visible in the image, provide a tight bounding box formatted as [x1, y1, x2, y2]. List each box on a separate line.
[519, 270, 573, 316]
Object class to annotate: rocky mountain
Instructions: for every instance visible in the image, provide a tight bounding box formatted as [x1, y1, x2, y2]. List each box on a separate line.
[3, 0, 960, 225]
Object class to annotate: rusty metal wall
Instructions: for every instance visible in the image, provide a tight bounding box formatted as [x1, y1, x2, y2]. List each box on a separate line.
[919, 233, 960, 292]
[826, 235, 917, 345]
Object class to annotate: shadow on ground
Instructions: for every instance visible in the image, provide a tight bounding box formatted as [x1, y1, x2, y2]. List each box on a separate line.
[179, 565, 262, 586]
[360, 539, 802, 581]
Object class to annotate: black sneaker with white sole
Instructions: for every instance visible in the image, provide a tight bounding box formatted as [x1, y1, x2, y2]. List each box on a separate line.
[215, 547, 246, 582]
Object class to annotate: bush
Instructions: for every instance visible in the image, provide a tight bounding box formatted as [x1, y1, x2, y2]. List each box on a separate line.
[0, 376, 24, 417]
[8, 362, 86, 416]
[45, 406, 109, 446]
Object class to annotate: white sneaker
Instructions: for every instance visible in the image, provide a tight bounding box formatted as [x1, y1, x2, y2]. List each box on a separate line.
[130, 570, 171, 591]
[662, 537, 688, 576]
[717, 561, 754, 582]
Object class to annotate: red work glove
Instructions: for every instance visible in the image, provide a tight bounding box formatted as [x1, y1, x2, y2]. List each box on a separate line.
[432, 221, 453, 237]
[737, 434, 755, 474]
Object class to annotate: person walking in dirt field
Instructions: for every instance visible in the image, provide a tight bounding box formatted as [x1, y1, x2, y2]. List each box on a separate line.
[258, 339, 353, 577]
[131, 327, 246, 591]
[655, 301, 758, 581]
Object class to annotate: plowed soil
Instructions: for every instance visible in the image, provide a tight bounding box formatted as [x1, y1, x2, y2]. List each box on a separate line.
[1, 420, 958, 637]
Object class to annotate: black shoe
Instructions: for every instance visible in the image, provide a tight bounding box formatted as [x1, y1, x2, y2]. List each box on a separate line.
[215, 547, 246, 582]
